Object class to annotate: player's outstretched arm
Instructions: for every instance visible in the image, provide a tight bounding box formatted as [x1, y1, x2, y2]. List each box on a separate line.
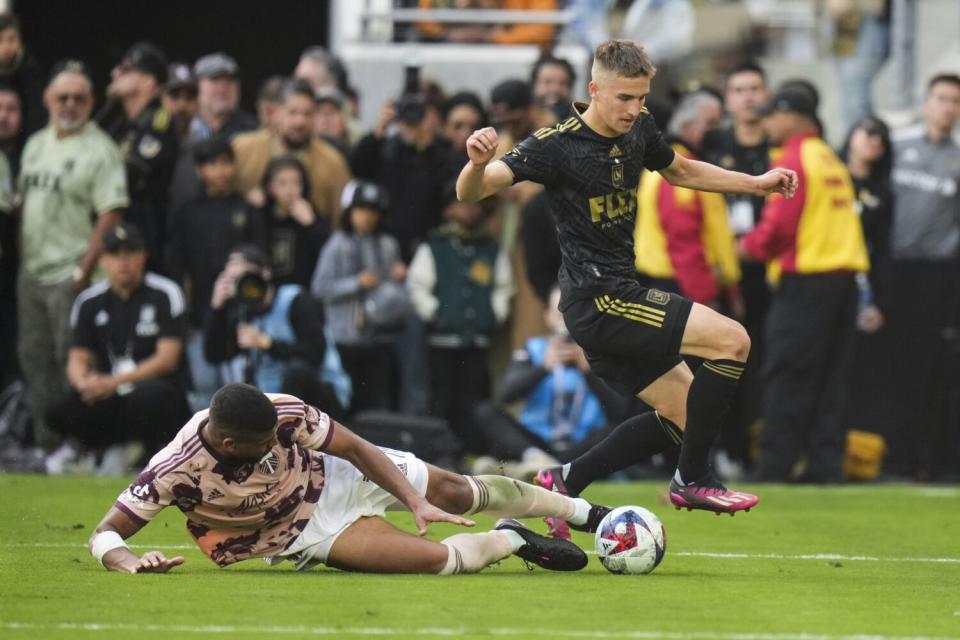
[89, 507, 185, 574]
[456, 126, 515, 203]
[325, 422, 475, 535]
[659, 153, 798, 199]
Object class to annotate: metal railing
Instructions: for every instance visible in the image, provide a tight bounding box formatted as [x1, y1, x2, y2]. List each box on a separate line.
[357, 6, 574, 41]
[366, 8, 574, 24]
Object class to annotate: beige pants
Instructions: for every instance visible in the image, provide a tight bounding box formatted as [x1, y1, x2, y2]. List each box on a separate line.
[17, 271, 75, 448]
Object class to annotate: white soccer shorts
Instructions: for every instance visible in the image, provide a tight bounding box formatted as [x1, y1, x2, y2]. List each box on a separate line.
[274, 447, 429, 569]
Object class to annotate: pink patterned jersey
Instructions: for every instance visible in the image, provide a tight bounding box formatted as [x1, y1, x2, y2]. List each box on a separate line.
[115, 394, 334, 567]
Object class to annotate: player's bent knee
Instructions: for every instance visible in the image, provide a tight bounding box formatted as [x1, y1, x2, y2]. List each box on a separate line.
[718, 320, 750, 361]
[425, 466, 474, 514]
[654, 402, 686, 430]
[733, 323, 751, 360]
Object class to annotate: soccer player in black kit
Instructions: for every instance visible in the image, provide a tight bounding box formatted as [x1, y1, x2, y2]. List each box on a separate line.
[457, 40, 797, 525]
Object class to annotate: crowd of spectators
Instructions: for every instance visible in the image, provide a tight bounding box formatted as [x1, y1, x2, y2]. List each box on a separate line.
[0, 6, 957, 484]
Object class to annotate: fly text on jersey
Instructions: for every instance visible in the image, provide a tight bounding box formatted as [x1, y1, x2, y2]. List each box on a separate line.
[588, 187, 638, 228]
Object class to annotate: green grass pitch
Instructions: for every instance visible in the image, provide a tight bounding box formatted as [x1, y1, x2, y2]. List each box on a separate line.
[1, 474, 958, 640]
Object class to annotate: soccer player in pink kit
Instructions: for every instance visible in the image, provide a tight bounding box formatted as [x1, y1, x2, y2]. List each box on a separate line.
[88, 383, 606, 574]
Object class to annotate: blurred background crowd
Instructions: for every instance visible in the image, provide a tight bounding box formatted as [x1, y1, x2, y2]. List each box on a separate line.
[0, 0, 957, 485]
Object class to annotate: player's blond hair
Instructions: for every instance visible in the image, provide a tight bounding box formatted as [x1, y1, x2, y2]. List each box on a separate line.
[592, 40, 656, 80]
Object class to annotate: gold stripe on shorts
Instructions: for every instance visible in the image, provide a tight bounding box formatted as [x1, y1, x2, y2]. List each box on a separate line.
[594, 295, 664, 328]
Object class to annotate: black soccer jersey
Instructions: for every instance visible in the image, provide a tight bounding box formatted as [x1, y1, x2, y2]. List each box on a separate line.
[70, 272, 188, 382]
[500, 102, 675, 296]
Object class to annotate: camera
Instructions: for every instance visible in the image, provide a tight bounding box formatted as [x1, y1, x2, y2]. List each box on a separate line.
[395, 93, 426, 126]
[234, 271, 268, 318]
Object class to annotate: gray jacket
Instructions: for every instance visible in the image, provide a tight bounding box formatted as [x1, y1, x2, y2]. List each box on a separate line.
[311, 230, 404, 346]
[890, 124, 960, 260]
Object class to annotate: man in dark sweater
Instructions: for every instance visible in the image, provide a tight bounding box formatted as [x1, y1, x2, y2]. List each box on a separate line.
[350, 95, 455, 263]
[166, 137, 264, 410]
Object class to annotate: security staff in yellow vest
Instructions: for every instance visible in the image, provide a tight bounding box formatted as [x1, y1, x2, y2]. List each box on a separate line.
[739, 86, 869, 483]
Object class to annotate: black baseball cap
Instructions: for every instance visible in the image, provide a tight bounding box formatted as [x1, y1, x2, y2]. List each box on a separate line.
[48, 59, 94, 86]
[343, 179, 388, 214]
[121, 42, 168, 84]
[755, 85, 818, 119]
[315, 86, 344, 110]
[194, 52, 239, 79]
[102, 222, 146, 253]
[166, 62, 196, 91]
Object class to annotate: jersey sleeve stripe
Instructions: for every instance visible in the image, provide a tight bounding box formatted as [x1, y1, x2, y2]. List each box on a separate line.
[318, 422, 336, 451]
[114, 500, 149, 526]
[149, 437, 202, 478]
[145, 272, 187, 317]
[69, 281, 110, 328]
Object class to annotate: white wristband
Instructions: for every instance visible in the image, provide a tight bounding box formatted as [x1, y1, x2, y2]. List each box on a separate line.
[90, 530, 129, 567]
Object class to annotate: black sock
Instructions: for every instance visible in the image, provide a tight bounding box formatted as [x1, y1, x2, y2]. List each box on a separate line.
[563, 411, 683, 496]
[676, 359, 745, 483]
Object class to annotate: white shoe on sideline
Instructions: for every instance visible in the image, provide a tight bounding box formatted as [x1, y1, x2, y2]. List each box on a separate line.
[97, 442, 145, 476]
[45, 442, 78, 475]
[45, 442, 95, 475]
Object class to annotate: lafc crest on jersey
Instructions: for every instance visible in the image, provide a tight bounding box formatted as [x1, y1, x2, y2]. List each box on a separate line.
[612, 163, 624, 187]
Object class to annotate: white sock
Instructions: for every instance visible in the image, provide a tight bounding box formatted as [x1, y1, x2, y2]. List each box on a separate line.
[561, 462, 571, 481]
[568, 497, 592, 527]
[497, 529, 526, 552]
[439, 531, 514, 575]
[674, 469, 685, 485]
[466, 475, 577, 520]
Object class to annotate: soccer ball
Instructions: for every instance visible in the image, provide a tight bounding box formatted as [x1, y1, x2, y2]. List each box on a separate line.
[594, 505, 666, 574]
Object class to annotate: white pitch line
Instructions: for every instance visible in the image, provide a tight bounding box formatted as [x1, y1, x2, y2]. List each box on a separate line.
[18, 542, 196, 550]
[1, 622, 958, 640]
[11, 543, 960, 564]
[671, 551, 960, 564]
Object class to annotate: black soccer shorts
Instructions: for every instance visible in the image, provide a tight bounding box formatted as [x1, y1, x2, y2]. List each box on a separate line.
[561, 282, 693, 397]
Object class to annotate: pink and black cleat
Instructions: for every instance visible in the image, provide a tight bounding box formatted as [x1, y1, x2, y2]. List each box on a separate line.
[669, 475, 758, 516]
[534, 468, 573, 540]
[534, 468, 612, 537]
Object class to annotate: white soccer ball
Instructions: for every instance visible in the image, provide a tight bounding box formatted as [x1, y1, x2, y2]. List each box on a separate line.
[594, 505, 666, 575]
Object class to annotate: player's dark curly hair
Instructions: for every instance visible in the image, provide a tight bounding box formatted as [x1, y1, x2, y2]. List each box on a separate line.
[593, 40, 656, 79]
[210, 383, 278, 436]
